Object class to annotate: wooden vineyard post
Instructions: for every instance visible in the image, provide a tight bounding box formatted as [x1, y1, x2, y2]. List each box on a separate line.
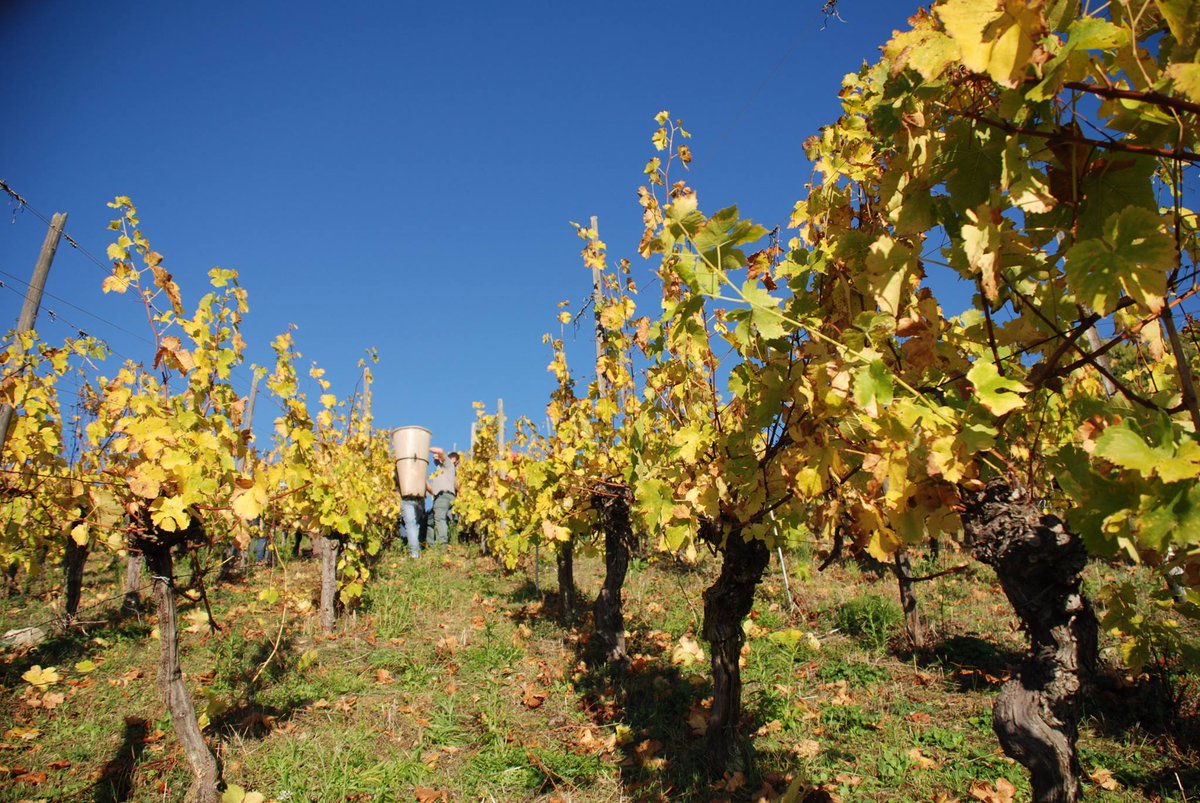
[0, 212, 67, 452]
[590, 215, 606, 397]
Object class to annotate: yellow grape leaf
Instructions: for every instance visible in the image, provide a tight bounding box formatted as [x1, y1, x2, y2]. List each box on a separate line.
[319, 394, 337, 408]
[670, 635, 706, 668]
[101, 275, 130, 294]
[220, 784, 246, 803]
[5, 726, 41, 740]
[937, 0, 1043, 87]
[1165, 64, 1200, 103]
[22, 665, 60, 690]
[75, 660, 97, 673]
[127, 471, 162, 500]
[150, 495, 189, 532]
[866, 527, 902, 562]
[231, 485, 268, 521]
[70, 522, 89, 547]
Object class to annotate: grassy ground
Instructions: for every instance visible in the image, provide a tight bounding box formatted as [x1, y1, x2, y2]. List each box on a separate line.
[0, 538, 1196, 802]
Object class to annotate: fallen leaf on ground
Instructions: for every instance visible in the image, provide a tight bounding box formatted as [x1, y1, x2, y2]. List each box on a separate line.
[21, 665, 59, 690]
[522, 685, 548, 709]
[907, 747, 938, 769]
[1088, 767, 1120, 791]
[790, 739, 821, 759]
[4, 728, 40, 741]
[969, 779, 1015, 803]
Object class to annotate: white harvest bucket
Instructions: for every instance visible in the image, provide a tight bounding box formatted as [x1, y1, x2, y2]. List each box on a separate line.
[391, 426, 431, 497]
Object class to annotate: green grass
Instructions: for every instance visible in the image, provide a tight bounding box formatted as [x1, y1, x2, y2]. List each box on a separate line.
[0, 543, 1195, 801]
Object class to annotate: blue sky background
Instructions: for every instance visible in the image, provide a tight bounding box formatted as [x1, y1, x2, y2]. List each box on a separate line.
[1, 1, 944, 456]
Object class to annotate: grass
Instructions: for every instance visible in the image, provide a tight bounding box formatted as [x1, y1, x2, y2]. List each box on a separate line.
[0, 541, 1196, 801]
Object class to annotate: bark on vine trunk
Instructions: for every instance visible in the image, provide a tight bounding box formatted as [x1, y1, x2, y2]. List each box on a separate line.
[701, 525, 770, 775]
[891, 548, 924, 650]
[592, 494, 632, 665]
[313, 533, 341, 635]
[962, 480, 1097, 803]
[123, 549, 145, 615]
[143, 541, 220, 803]
[63, 537, 88, 625]
[556, 537, 575, 621]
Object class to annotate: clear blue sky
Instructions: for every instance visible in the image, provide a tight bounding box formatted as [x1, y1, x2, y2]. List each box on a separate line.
[1, 1, 940, 455]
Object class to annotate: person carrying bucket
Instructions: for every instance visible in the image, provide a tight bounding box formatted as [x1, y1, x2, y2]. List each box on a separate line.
[392, 426, 431, 559]
[426, 447, 459, 547]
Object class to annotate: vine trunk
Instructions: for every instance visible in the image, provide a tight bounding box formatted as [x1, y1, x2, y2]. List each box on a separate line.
[143, 539, 220, 803]
[592, 493, 633, 665]
[313, 533, 341, 635]
[963, 480, 1097, 803]
[701, 524, 770, 775]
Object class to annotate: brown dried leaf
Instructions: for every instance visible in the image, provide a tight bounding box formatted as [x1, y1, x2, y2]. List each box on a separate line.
[969, 779, 1015, 803]
[522, 685, 548, 710]
[1088, 767, 1120, 791]
[907, 747, 938, 769]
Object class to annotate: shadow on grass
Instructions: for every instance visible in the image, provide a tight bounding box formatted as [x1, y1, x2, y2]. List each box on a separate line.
[503, 579, 589, 628]
[1083, 663, 1200, 799]
[570, 622, 720, 800]
[206, 630, 315, 741]
[91, 715, 149, 803]
[0, 613, 152, 689]
[913, 633, 1022, 692]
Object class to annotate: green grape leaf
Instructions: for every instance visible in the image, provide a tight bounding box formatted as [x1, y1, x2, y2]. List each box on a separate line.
[1064, 17, 1128, 50]
[1094, 424, 1160, 477]
[966, 360, 1027, 415]
[854, 359, 894, 410]
[1065, 207, 1173, 315]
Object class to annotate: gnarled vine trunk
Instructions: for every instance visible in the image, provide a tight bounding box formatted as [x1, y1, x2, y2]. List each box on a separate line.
[556, 536, 576, 621]
[700, 524, 770, 774]
[63, 537, 88, 625]
[123, 549, 145, 615]
[891, 548, 924, 650]
[962, 480, 1097, 803]
[313, 533, 341, 635]
[592, 493, 633, 665]
[143, 539, 220, 803]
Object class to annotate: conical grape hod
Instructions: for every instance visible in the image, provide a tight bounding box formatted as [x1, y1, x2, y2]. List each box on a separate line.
[391, 426, 431, 497]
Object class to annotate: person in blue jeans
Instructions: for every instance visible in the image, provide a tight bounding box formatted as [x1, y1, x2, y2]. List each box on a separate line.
[426, 448, 459, 547]
[399, 496, 422, 559]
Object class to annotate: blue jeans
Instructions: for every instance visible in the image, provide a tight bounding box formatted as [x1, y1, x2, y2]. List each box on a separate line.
[400, 498, 422, 557]
[251, 535, 272, 564]
[431, 493, 455, 545]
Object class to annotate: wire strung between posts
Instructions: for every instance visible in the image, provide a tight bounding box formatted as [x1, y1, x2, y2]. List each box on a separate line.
[0, 266, 155, 346]
[0, 180, 311, 424]
[4, 552, 236, 639]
